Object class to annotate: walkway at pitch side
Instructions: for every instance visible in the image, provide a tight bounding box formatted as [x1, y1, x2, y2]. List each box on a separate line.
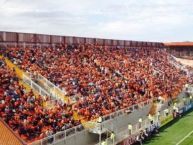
[144, 110, 193, 145]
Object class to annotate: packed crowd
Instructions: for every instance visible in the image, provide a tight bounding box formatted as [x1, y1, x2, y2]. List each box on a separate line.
[0, 58, 81, 142]
[2, 45, 188, 121]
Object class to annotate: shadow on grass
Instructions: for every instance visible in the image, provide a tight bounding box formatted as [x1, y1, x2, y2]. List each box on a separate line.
[143, 108, 193, 144]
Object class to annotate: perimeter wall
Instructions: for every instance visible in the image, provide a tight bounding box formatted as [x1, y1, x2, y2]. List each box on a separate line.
[0, 31, 164, 48]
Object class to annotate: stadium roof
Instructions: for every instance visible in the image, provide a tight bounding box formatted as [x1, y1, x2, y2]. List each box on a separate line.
[165, 42, 193, 47]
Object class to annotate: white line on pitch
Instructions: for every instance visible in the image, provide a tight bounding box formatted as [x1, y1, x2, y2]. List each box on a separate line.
[176, 129, 193, 145]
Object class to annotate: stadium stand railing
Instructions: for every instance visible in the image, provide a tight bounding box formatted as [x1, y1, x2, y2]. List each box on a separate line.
[83, 99, 152, 131]
[29, 73, 75, 104]
[102, 100, 151, 122]
[28, 99, 152, 145]
[28, 124, 85, 145]
[22, 73, 51, 100]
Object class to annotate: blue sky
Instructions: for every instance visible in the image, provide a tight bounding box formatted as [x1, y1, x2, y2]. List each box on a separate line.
[0, 0, 193, 42]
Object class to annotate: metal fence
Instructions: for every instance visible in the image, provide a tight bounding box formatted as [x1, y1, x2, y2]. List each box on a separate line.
[23, 73, 51, 100]
[36, 73, 67, 101]
[28, 124, 85, 145]
[37, 73, 76, 103]
[27, 99, 152, 145]
[26, 72, 74, 104]
[100, 100, 151, 122]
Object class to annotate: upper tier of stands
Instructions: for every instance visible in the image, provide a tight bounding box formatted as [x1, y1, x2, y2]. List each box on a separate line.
[1, 45, 188, 121]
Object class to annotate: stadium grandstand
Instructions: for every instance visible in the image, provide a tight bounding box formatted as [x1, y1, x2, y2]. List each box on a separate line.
[0, 31, 193, 145]
[165, 42, 193, 60]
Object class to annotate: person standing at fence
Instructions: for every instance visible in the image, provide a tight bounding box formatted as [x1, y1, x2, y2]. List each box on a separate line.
[128, 124, 133, 135]
[139, 118, 142, 129]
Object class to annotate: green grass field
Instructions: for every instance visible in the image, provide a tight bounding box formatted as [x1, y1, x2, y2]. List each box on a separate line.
[180, 132, 193, 145]
[144, 110, 193, 145]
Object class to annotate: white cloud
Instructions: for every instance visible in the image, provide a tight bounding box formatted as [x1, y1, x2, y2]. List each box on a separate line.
[0, 0, 193, 41]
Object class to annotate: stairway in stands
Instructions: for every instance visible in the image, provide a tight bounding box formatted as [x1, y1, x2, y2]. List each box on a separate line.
[0, 119, 23, 145]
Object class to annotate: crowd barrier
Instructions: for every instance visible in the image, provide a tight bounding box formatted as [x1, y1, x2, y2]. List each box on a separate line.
[28, 99, 152, 145]
[22, 73, 51, 100]
[29, 73, 76, 104]
[28, 124, 85, 145]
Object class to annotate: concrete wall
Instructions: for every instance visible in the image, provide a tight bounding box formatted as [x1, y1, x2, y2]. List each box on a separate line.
[0, 31, 164, 48]
[53, 103, 152, 145]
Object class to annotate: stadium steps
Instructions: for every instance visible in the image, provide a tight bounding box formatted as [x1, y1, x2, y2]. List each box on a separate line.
[73, 111, 87, 122]
[1, 55, 24, 79]
[0, 118, 24, 145]
[1, 55, 48, 107]
[1, 56, 35, 92]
